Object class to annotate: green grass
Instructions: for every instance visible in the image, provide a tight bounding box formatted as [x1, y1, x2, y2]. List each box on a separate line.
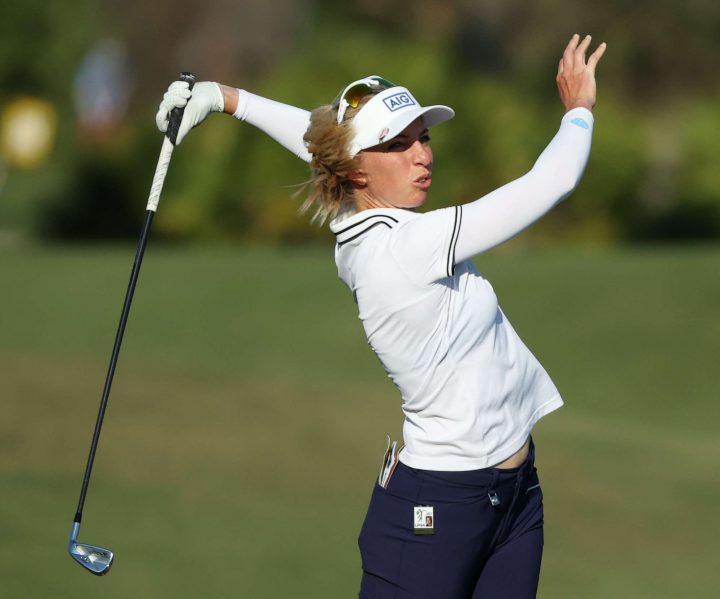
[1, 243, 719, 598]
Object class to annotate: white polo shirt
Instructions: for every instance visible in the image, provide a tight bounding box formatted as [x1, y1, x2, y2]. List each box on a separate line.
[330, 207, 563, 470]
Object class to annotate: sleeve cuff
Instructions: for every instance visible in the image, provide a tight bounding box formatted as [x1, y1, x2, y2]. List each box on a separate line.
[561, 106, 594, 130]
[232, 89, 250, 121]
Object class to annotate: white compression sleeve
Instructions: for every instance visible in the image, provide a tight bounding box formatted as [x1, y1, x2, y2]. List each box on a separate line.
[453, 107, 594, 262]
[233, 89, 312, 163]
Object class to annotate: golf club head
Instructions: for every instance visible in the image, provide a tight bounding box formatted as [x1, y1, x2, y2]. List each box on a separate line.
[68, 522, 114, 575]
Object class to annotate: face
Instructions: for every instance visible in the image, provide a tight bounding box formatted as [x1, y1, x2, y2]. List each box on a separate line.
[351, 118, 433, 211]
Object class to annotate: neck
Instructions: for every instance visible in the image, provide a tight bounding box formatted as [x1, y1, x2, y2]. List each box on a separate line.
[353, 190, 396, 212]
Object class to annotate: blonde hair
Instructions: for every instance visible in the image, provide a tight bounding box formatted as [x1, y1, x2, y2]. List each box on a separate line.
[300, 91, 380, 224]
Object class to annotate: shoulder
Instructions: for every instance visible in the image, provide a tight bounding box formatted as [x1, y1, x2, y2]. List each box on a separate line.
[331, 206, 463, 284]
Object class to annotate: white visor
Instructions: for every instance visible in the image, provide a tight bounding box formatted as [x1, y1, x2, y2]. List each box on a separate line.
[348, 86, 454, 157]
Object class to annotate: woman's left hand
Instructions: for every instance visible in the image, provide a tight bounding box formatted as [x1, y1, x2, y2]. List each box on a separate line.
[155, 81, 224, 145]
[556, 34, 607, 112]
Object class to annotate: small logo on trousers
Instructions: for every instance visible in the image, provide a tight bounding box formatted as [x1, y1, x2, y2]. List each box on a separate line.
[413, 505, 434, 535]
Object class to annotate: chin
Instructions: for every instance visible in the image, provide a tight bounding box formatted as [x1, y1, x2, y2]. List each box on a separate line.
[407, 194, 428, 209]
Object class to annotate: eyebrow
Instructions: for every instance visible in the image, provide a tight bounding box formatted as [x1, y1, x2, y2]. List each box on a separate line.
[392, 128, 430, 142]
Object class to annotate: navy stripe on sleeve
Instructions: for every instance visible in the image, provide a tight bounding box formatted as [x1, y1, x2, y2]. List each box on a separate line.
[447, 206, 462, 277]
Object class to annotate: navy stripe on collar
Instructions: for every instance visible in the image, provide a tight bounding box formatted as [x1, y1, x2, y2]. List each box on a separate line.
[334, 213, 399, 246]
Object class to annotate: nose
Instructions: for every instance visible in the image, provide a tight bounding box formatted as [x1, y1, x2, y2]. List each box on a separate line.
[412, 139, 432, 166]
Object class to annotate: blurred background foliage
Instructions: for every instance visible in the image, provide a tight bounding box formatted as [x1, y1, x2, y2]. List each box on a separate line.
[0, 0, 719, 245]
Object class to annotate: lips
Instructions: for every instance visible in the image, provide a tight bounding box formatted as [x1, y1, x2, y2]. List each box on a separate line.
[415, 173, 432, 189]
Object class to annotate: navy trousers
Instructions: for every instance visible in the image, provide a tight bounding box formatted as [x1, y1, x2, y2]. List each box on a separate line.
[358, 443, 544, 598]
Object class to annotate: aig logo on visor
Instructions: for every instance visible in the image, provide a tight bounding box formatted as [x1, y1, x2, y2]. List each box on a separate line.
[383, 92, 417, 112]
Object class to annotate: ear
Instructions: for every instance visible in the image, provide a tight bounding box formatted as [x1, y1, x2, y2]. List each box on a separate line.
[348, 168, 367, 188]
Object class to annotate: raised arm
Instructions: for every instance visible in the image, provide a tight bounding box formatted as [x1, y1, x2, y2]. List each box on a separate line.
[222, 86, 311, 162]
[453, 35, 606, 261]
[156, 81, 311, 162]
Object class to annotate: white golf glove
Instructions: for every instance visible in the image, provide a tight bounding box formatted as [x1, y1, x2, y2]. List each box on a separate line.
[155, 81, 224, 145]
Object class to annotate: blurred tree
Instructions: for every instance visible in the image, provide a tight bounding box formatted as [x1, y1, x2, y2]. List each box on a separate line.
[1, 0, 718, 243]
[629, 94, 720, 240]
[102, 0, 313, 108]
[0, 0, 102, 97]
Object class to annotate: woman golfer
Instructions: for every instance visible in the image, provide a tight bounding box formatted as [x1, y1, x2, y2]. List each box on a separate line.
[157, 34, 606, 598]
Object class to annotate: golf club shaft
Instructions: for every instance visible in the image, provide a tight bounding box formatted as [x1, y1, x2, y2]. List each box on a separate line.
[73, 209, 155, 522]
[72, 72, 195, 524]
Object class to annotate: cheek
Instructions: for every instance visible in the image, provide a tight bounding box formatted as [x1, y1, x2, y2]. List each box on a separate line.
[365, 159, 397, 188]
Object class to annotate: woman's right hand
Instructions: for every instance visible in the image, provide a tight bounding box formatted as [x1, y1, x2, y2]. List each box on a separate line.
[155, 80, 225, 144]
[556, 34, 607, 112]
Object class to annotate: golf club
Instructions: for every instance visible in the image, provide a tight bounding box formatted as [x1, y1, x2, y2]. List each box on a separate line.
[68, 72, 195, 575]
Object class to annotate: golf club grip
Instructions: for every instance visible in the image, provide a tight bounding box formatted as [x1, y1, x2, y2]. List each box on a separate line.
[166, 72, 196, 146]
[145, 72, 196, 212]
[146, 138, 174, 212]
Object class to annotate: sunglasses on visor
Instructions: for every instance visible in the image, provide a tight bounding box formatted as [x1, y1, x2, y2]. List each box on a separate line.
[333, 76, 397, 124]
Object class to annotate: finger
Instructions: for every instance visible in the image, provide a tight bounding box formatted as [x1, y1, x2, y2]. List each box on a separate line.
[155, 101, 183, 132]
[576, 35, 593, 63]
[168, 80, 190, 94]
[156, 94, 190, 132]
[563, 33, 580, 67]
[159, 92, 189, 122]
[163, 87, 191, 105]
[586, 42, 608, 71]
[176, 115, 194, 145]
[175, 125, 187, 145]
[155, 82, 191, 133]
[557, 58, 564, 78]
[175, 97, 202, 145]
[565, 33, 580, 53]
[155, 107, 169, 132]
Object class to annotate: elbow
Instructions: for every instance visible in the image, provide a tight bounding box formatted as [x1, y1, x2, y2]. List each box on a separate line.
[524, 163, 585, 207]
[551, 161, 587, 200]
[556, 171, 582, 198]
